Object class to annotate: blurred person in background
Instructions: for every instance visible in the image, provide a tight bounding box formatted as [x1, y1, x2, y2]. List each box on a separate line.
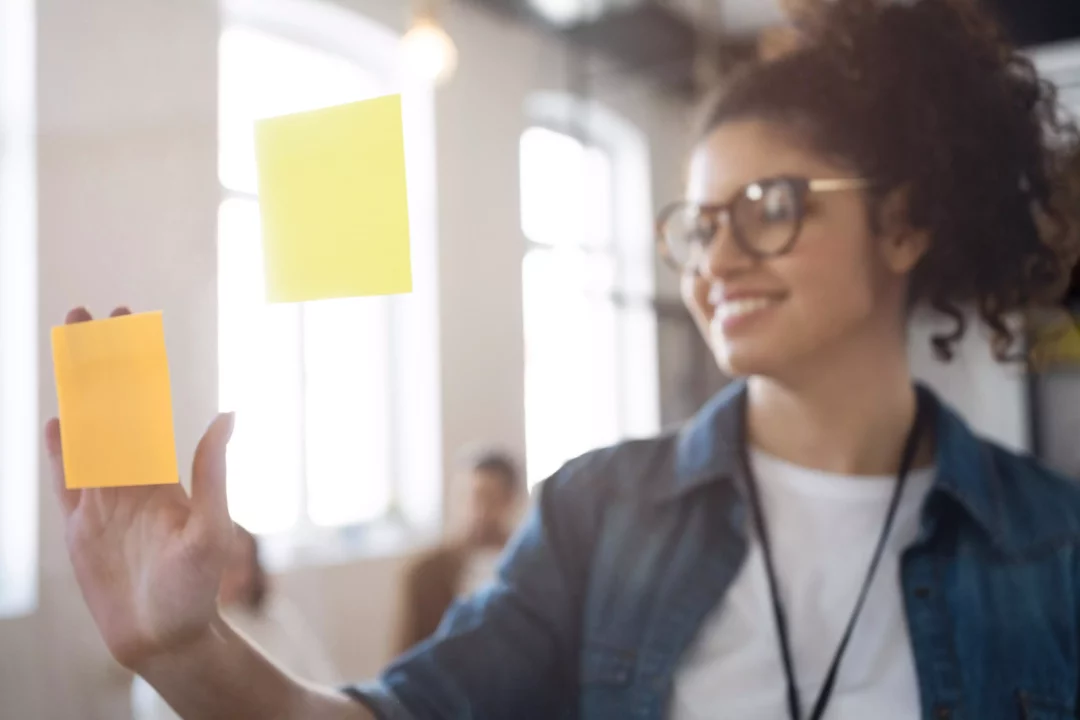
[129, 525, 337, 720]
[47, 0, 1080, 717]
[395, 450, 522, 654]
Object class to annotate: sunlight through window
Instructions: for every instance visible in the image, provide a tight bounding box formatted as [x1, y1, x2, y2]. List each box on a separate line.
[218, 23, 395, 536]
[520, 119, 657, 486]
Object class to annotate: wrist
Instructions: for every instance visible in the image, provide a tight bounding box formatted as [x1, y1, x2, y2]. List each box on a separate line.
[133, 609, 227, 679]
[135, 611, 296, 720]
[131, 610, 359, 720]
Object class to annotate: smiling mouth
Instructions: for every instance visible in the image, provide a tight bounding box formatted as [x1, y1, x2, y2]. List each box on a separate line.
[714, 297, 779, 323]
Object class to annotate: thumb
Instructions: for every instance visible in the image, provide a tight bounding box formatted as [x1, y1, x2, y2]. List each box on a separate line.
[45, 418, 81, 517]
[188, 412, 235, 539]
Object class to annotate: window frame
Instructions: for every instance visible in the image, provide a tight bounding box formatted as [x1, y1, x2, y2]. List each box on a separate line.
[520, 93, 660, 486]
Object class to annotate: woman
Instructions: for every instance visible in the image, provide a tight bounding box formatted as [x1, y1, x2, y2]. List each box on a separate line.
[129, 526, 338, 719]
[48, 0, 1080, 718]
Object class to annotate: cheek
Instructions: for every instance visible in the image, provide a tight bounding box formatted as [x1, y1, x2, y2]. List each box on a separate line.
[681, 272, 709, 323]
[782, 226, 877, 326]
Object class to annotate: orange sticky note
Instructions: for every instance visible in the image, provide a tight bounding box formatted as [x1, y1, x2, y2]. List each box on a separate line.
[51, 311, 179, 489]
[254, 94, 412, 303]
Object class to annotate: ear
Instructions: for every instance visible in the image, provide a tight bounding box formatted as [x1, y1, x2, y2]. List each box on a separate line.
[875, 186, 930, 275]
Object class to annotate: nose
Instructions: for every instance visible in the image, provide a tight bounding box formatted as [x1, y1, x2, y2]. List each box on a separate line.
[697, 218, 754, 281]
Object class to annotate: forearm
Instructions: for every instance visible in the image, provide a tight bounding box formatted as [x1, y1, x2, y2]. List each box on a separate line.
[137, 612, 372, 720]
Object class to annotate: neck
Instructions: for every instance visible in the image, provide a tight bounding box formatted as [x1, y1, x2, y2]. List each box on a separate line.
[745, 332, 930, 476]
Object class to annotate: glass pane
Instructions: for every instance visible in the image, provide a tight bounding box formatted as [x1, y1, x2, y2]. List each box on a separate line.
[520, 127, 614, 249]
[583, 145, 613, 248]
[219, 26, 383, 194]
[303, 297, 393, 527]
[520, 127, 583, 248]
[217, 199, 303, 533]
[523, 248, 621, 485]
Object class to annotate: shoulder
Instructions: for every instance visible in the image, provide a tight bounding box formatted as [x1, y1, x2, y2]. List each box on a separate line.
[986, 441, 1080, 514]
[538, 432, 679, 506]
[516, 433, 680, 553]
[982, 440, 1080, 552]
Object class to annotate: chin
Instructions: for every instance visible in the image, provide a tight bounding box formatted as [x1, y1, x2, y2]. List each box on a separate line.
[706, 323, 765, 378]
[708, 333, 794, 380]
[711, 345, 761, 378]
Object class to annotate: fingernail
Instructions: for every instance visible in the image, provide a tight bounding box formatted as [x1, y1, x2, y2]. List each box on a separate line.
[65, 307, 91, 324]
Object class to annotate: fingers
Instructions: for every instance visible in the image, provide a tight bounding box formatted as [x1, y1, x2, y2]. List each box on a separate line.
[64, 305, 131, 324]
[188, 412, 236, 541]
[65, 307, 92, 324]
[45, 418, 81, 517]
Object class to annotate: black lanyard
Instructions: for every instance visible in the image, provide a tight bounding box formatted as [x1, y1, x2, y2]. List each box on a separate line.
[736, 393, 928, 720]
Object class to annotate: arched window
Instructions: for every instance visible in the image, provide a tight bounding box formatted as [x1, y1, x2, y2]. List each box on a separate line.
[218, 0, 440, 559]
[519, 94, 660, 486]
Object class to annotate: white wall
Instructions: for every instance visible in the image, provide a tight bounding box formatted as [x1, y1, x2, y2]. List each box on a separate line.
[908, 310, 1030, 453]
[0, 0, 693, 717]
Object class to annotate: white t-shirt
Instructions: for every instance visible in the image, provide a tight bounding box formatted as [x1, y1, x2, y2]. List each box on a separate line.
[671, 450, 935, 720]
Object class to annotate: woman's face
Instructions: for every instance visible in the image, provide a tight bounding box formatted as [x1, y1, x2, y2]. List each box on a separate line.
[682, 120, 913, 379]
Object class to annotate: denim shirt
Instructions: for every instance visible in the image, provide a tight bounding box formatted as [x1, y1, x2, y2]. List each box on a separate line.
[352, 382, 1080, 720]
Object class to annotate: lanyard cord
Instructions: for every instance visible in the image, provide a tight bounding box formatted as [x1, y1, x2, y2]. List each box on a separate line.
[736, 393, 928, 720]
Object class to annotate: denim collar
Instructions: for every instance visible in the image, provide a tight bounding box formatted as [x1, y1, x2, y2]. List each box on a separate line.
[660, 379, 1011, 549]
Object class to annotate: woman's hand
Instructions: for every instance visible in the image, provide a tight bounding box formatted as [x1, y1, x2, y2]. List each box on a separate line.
[47, 306, 236, 672]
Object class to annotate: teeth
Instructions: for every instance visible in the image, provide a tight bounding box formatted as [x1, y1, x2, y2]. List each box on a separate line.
[715, 297, 774, 322]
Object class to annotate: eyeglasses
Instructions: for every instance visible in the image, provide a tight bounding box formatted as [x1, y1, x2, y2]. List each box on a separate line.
[656, 176, 870, 271]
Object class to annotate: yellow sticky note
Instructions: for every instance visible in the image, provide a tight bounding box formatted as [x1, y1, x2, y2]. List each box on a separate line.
[51, 312, 179, 489]
[254, 94, 412, 303]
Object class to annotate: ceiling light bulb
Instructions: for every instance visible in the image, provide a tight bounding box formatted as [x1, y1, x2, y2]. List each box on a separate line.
[402, 17, 458, 85]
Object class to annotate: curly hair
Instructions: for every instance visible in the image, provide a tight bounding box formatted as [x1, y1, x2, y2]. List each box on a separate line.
[699, 0, 1080, 361]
